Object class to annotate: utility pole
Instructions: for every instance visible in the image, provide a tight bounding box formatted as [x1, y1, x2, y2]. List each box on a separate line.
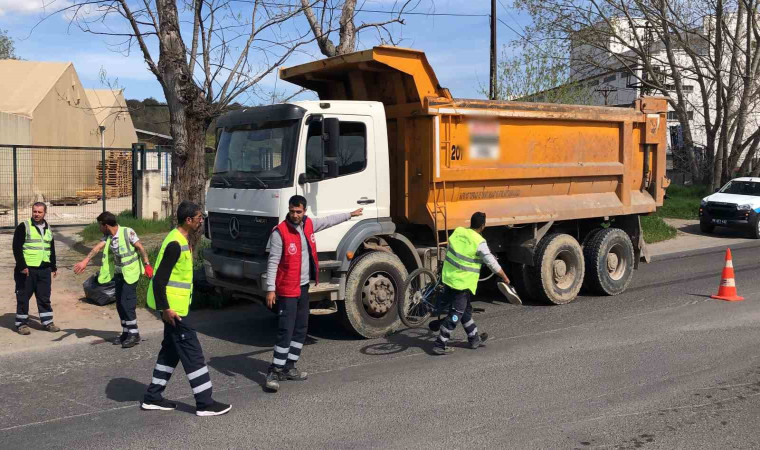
[490, 0, 497, 100]
[595, 87, 618, 105]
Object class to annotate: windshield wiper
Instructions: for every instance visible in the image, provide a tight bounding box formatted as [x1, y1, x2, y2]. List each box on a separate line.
[213, 173, 232, 187]
[250, 175, 269, 189]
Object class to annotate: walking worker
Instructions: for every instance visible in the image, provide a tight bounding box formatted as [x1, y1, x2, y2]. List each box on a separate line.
[73, 211, 153, 348]
[433, 211, 511, 355]
[141, 201, 231, 417]
[264, 195, 363, 392]
[12, 202, 59, 334]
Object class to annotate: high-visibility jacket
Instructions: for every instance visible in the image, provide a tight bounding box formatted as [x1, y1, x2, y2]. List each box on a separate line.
[22, 219, 53, 268]
[98, 226, 144, 284]
[147, 229, 193, 316]
[274, 217, 318, 297]
[441, 227, 484, 295]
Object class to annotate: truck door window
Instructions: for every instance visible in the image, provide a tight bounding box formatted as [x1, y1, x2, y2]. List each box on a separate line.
[304, 121, 367, 180]
[336, 122, 366, 176]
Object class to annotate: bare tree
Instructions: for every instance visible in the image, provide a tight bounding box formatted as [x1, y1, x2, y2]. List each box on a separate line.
[300, 0, 416, 57]
[46, 0, 313, 221]
[513, 0, 760, 188]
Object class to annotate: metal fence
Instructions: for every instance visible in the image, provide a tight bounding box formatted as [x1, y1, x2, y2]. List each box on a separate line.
[0, 144, 172, 229]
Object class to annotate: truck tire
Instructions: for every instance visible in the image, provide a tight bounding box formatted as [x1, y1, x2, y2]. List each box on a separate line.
[509, 262, 539, 303]
[339, 251, 407, 338]
[583, 227, 634, 296]
[531, 233, 584, 305]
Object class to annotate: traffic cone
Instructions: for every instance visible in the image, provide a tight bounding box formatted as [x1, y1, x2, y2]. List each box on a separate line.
[711, 248, 744, 302]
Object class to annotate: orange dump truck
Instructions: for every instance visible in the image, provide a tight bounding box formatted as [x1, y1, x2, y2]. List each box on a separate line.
[204, 46, 668, 337]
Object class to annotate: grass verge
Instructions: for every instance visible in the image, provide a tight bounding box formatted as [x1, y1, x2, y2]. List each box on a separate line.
[641, 215, 678, 243]
[642, 183, 710, 243]
[80, 210, 172, 242]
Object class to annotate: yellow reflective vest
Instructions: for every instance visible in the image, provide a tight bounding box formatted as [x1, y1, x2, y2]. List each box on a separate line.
[22, 220, 53, 267]
[441, 227, 484, 295]
[98, 226, 144, 285]
[147, 229, 193, 316]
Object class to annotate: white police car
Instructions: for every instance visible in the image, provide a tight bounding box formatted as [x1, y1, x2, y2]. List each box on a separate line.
[699, 177, 760, 238]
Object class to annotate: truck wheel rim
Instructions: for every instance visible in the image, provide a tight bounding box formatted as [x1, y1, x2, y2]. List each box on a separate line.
[552, 250, 576, 290]
[362, 272, 396, 318]
[607, 244, 627, 281]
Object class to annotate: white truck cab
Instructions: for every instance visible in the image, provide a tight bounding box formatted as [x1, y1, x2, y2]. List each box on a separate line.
[699, 177, 760, 238]
[203, 101, 416, 338]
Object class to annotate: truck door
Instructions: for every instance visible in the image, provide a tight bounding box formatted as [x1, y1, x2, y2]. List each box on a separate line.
[298, 115, 378, 252]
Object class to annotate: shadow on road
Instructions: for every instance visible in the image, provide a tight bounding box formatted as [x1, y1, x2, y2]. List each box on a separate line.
[207, 349, 273, 391]
[676, 222, 751, 239]
[52, 327, 118, 343]
[106, 378, 146, 402]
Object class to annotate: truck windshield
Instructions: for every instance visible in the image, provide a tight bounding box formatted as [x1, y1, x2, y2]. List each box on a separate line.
[213, 119, 299, 188]
[719, 181, 760, 196]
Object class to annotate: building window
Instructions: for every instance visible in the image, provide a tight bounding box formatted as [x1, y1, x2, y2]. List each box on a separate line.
[665, 84, 694, 93]
[667, 111, 695, 121]
[604, 74, 616, 83]
[588, 79, 599, 87]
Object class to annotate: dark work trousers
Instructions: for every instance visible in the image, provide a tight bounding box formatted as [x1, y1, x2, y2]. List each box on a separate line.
[14, 267, 53, 328]
[434, 285, 479, 349]
[144, 318, 214, 408]
[270, 284, 310, 371]
[114, 274, 139, 336]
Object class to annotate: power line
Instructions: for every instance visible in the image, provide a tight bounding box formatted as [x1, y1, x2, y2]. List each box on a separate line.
[258, 2, 490, 17]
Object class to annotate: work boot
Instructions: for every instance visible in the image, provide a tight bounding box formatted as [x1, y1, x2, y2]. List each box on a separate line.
[283, 367, 308, 381]
[196, 401, 232, 417]
[44, 323, 60, 332]
[141, 398, 177, 411]
[112, 333, 128, 345]
[469, 332, 489, 349]
[265, 368, 282, 392]
[17, 325, 31, 335]
[432, 345, 453, 355]
[121, 334, 141, 348]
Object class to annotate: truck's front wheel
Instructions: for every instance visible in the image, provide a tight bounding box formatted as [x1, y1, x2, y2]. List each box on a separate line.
[340, 251, 407, 338]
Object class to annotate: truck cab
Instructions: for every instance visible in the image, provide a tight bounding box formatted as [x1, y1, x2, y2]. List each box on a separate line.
[203, 101, 414, 337]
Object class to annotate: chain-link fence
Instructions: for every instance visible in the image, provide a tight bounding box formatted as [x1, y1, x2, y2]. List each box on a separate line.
[0, 144, 172, 229]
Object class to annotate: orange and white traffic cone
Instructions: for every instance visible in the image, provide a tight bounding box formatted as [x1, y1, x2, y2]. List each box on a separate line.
[711, 248, 744, 302]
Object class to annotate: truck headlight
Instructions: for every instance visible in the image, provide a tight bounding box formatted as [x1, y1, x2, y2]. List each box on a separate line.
[737, 204, 753, 211]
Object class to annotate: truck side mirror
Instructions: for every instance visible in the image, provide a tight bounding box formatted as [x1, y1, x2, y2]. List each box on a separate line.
[323, 118, 340, 158]
[324, 160, 339, 178]
[298, 173, 308, 185]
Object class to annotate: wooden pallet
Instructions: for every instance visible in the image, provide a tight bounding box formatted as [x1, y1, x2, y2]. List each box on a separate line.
[50, 196, 98, 206]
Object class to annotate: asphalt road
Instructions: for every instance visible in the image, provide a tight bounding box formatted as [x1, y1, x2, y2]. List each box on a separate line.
[2, 245, 760, 449]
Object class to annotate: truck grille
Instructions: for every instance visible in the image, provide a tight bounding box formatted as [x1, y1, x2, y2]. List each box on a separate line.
[705, 202, 744, 220]
[208, 212, 278, 254]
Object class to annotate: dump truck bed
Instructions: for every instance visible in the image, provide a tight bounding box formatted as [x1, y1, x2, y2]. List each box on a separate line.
[280, 46, 668, 231]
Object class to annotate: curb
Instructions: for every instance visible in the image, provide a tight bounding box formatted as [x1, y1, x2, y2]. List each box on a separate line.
[650, 240, 760, 262]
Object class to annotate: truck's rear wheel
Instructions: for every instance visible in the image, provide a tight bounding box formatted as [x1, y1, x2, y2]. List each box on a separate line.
[340, 251, 407, 338]
[583, 227, 634, 295]
[532, 233, 584, 305]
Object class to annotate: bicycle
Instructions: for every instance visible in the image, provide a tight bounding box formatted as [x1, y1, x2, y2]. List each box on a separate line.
[397, 259, 521, 329]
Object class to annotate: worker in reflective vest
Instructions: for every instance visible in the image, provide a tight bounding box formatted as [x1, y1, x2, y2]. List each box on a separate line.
[433, 212, 511, 355]
[74, 211, 153, 348]
[142, 201, 231, 417]
[12, 202, 59, 335]
[264, 195, 363, 392]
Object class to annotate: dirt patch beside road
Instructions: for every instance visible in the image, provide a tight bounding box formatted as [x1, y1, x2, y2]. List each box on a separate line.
[0, 227, 166, 355]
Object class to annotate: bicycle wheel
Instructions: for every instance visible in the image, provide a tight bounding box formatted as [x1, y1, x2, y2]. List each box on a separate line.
[398, 268, 438, 328]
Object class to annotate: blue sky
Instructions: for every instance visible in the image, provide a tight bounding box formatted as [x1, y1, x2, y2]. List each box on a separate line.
[1, 0, 527, 103]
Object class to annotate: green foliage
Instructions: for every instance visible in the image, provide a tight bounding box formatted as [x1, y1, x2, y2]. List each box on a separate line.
[657, 184, 710, 220]
[205, 152, 216, 178]
[0, 29, 18, 60]
[79, 210, 172, 243]
[484, 41, 593, 104]
[641, 215, 677, 243]
[126, 98, 171, 136]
